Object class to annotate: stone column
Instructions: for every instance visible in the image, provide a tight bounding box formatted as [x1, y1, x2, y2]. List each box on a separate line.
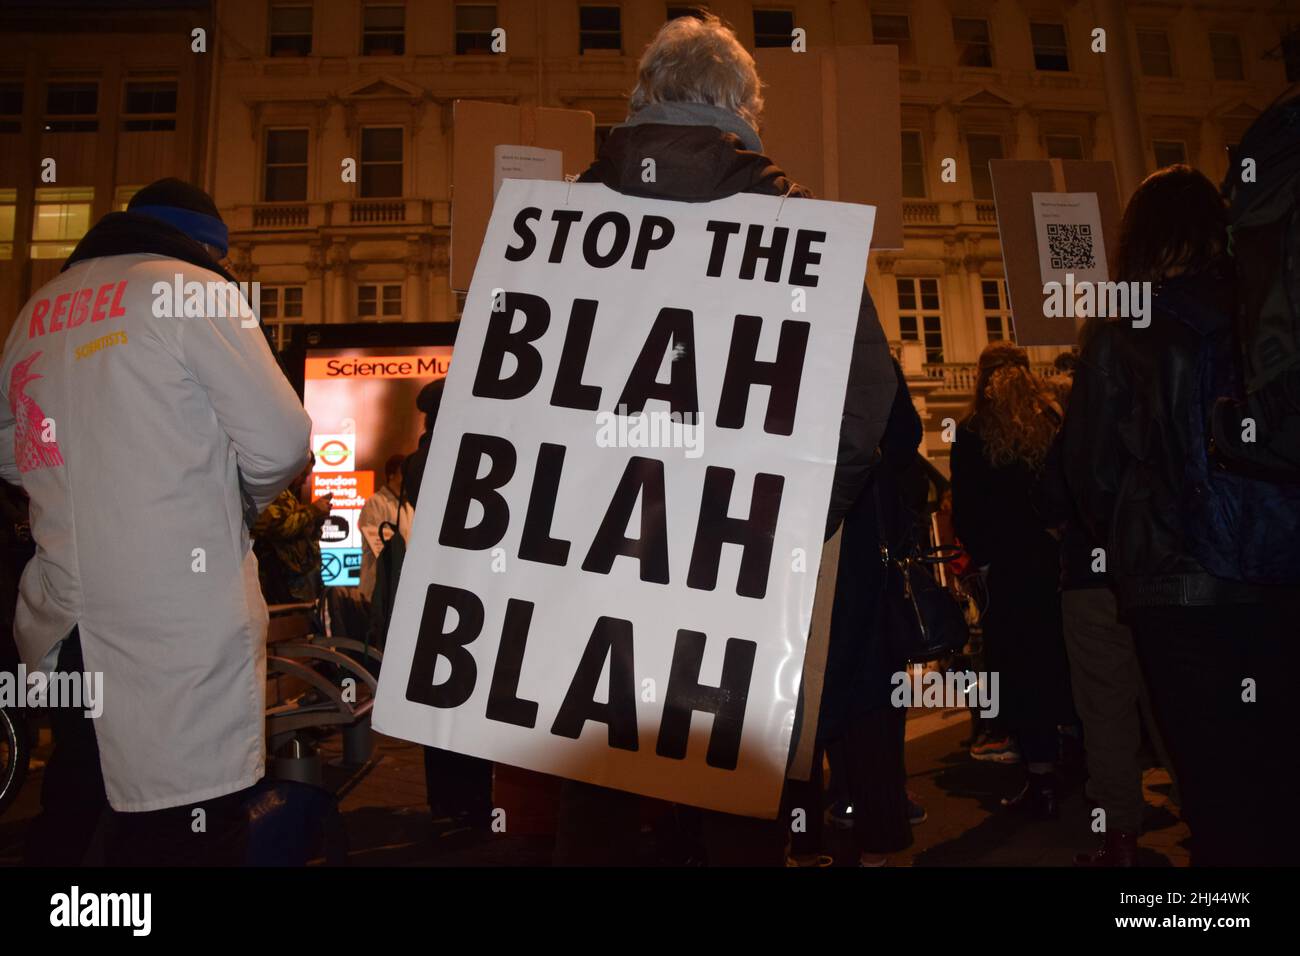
[430, 237, 451, 323]
[328, 240, 350, 323]
[1095, 0, 1148, 200]
[307, 242, 327, 325]
[404, 236, 432, 323]
[942, 240, 973, 363]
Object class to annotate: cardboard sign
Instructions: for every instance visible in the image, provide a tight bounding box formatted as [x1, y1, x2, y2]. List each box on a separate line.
[990, 159, 1123, 346]
[451, 100, 594, 291]
[755, 45, 903, 250]
[374, 179, 878, 818]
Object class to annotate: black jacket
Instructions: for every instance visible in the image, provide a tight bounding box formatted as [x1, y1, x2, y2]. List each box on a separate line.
[951, 417, 1060, 577]
[579, 123, 897, 538]
[1037, 427, 1108, 591]
[820, 361, 922, 739]
[1062, 271, 1280, 607]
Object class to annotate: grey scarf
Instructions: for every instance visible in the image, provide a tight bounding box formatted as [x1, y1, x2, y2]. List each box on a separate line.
[621, 101, 764, 154]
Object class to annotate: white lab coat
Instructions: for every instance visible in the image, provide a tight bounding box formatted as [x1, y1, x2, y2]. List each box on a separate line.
[0, 252, 311, 811]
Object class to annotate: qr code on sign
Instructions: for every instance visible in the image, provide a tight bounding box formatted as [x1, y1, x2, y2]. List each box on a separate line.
[1046, 222, 1096, 270]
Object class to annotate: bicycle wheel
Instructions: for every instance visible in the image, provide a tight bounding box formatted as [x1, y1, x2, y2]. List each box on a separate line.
[0, 706, 30, 818]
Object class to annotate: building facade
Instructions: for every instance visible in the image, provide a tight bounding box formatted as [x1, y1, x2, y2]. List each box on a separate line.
[2, 0, 1296, 456]
[0, 0, 214, 334]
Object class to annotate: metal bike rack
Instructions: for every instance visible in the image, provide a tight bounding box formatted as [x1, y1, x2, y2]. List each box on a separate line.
[265, 603, 385, 784]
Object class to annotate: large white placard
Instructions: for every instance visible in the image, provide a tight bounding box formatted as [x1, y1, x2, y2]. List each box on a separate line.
[374, 179, 875, 818]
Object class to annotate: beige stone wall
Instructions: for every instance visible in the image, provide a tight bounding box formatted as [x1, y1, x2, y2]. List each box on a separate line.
[0, 4, 212, 342]
[1, 1, 1293, 449]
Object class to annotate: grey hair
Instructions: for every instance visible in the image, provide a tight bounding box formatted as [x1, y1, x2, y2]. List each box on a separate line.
[628, 14, 764, 129]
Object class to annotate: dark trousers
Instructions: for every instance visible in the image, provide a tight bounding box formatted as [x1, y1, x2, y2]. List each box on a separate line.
[422, 746, 493, 823]
[1131, 602, 1298, 866]
[1063, 587, 1171, 833]
[827, 705, 912, 856]
[24, 631, 250, 866]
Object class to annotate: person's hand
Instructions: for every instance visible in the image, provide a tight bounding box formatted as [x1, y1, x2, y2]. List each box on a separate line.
[311, 494, 333, 514]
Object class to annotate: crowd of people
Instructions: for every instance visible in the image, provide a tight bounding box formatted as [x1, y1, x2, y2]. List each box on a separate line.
[0, 13, 1296, 868]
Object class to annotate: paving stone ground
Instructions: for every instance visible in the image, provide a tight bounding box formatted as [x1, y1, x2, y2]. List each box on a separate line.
[0, 712, 1190, 867]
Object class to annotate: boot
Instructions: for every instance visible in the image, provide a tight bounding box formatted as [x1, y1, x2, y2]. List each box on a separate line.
[1074, 829, 1137, 867]
[1001, 771, 1059, 820]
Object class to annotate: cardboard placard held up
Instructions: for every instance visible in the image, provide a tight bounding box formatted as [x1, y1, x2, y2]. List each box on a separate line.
[989, 159, 1123, 346]
[756, 45, 903, 251]
[451, 100, 595, 291]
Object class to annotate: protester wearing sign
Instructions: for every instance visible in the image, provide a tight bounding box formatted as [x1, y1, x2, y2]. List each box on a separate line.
[373, 13, 895, 865]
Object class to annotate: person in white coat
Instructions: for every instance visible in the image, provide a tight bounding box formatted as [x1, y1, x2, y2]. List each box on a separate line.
[0, 178, 311, 865]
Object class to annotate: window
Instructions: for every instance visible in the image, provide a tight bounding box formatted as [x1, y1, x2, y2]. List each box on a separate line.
[456, 4, 497, 55]
[897, 277, 944, 363]
[360, 127, 403, 198]
[44, 82, 97, 132]
[362, 5, 405, 56]
[1153, 140, 1187, 168]
[966, 133, 1003, 200]
[358, 283, 403, 319]
[1209, 32, 1244, 81]
[666, 5, 707, 21]
[0, 189, 15, 259]
[31, 187, 93, 259]
[753, 8, 794, 48]
[114, 185, 143, 211]
[901, 130, 926, 198]
[0, 84, 22, 133]
[982, 279, 1015, 343]
[264, 129, 309, 202]
[122, 81, 177, 131]
[1136, 30, 1174, 77]
[259, 286, 305, 350]
[1045, 134, 1084, 160]
[269, 5, 313, 57]
[953, 17, 993, 68]
[579, 5, 621, 53]
[1031, 22, 1069, 71]
[259, 285, 304, 321]
[872, 13, 913, 63]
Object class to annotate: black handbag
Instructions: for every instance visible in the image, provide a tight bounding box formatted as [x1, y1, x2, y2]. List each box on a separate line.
[874, 484, 970, 664]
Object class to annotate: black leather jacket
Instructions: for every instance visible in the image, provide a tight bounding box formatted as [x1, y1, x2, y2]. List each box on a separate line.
[1062, 271, 1285, 607]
